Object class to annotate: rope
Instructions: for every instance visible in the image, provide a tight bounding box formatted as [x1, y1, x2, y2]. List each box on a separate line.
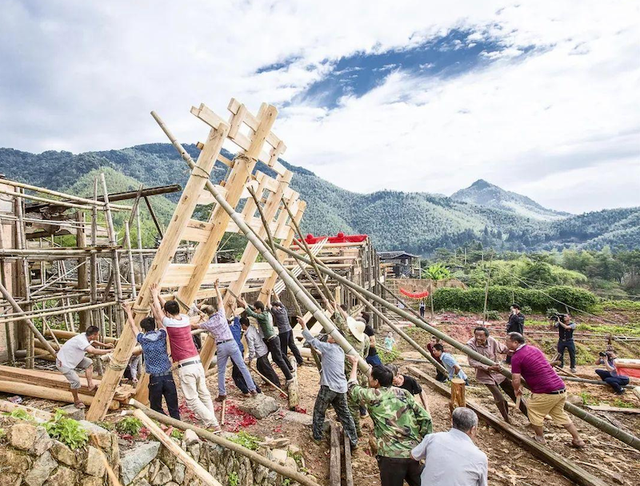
[190, 165, 211, 180]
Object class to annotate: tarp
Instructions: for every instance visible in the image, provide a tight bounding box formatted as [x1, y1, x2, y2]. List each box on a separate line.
[295, 232, 368, 245]
[399, 288, 430, 299]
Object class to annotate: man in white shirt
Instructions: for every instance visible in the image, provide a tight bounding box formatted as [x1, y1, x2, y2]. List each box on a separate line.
[55, 326, 113, 408]
[411, 407, 488, 486]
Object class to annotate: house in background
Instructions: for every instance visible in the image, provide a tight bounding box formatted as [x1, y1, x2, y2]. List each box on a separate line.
[379, 251, 421, 279]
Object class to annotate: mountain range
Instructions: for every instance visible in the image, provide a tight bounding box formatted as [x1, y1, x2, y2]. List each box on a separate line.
[0, 144, 638, 256]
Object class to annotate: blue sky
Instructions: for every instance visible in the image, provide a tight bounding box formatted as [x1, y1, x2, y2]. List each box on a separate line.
[0, 1, 638, 214]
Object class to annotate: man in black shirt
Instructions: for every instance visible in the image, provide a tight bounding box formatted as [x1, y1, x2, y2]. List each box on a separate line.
[388, 364, 430, 412]
[554, 314, 577, 373]
[505, 304, 525, 364]
[361, 312, 382, 367]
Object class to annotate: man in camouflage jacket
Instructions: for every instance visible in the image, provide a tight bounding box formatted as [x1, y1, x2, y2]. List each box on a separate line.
[347, 355, 432, 486]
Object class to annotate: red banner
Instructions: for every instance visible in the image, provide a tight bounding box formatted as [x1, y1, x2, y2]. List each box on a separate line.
[399, 288, 430, 299]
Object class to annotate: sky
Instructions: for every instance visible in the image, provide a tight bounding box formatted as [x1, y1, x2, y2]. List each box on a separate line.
[1, 1, 639, 214]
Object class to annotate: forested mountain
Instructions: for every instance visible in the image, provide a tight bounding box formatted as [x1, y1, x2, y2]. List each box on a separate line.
[0, 144, 638, 256]
[451, 179, 571, 221]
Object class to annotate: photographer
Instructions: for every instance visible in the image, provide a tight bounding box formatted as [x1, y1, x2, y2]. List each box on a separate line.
[595, 351, 629, 395]
[505, 304, 525, 364]
[554, 314, 577, 373]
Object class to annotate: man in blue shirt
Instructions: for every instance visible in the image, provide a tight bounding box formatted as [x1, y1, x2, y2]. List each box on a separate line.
[432, 344, 469, 384]
[123, 303, 180, 420]
[229, 313, 261, 394]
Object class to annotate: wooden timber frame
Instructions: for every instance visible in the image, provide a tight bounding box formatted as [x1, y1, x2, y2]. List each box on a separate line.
[88, 98, 306, 420]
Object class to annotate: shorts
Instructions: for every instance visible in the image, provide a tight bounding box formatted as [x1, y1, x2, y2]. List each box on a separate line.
[56, 357, 92, 390]
[527, 392, 571, 427]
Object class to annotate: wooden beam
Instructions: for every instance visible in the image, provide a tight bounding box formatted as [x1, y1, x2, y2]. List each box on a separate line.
[329, 422, 341, 486]
[87, 113, 229, 421]
[0, 380, 120, 410]
[133, 409, 223, 486]
[586, 405, 640, 414]
[343, 425, 354, 486]
[407, 367, 609, 486]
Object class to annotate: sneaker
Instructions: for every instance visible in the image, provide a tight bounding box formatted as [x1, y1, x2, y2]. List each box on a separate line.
[249, 390, 258, 396]
[214, 395, 227, 402]
[570, 368, 577, 373]
[286, 378, 295, 385]
[615, 390, 625, 395]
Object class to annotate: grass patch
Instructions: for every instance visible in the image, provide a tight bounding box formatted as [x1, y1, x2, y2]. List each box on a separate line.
[378, 347, 401, 364]
[44, 410, 89, 450]
[116, 416, 143, 436]
[579, 392, 599, 406]
[228, 431, 260, 451]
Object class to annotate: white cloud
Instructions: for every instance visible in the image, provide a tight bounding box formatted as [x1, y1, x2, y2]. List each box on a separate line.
[0, 0, 638, 214]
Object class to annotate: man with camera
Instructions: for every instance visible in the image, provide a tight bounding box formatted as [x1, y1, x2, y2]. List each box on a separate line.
[595, 351, 629, 395]
[553, 314, 577, 373]
[505, 304, 524, 364]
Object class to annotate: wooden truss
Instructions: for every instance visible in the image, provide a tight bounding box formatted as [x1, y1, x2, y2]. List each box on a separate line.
[87, 98, 305, 420]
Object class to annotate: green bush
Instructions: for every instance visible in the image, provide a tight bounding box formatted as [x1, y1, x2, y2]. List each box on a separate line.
[432, 286, 597, 313]
[484, 310, 501, 321]
[378, 347, 401, 364]
[116, 417, 143, 436]
[44, 410, 88, 450]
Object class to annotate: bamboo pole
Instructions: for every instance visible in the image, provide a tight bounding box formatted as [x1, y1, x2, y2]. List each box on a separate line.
[0, 300, 117, 325]
[0, 282, 58, 357]
[151, 111, 368, 373]
[133, 410, 223, 486]
[279, 245, 640, 451]
[0, 178, 131, 210]
[124, 221, 137, 299]
[0, 222, 15, 365]
[100, 173, 123, 335]
[129, 400, 321, 486]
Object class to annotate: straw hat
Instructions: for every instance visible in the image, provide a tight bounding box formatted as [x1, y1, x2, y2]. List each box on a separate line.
[346, 316, 366, 343]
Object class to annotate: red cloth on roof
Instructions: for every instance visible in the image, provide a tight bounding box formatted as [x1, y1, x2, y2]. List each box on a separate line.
[298, 233, 368, 245]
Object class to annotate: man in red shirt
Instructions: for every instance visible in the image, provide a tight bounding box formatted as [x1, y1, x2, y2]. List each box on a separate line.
[150, 284, 220, 431]
[506, 332, 584, 447]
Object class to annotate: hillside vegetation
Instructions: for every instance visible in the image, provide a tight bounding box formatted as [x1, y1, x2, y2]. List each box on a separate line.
[1, 144, 639, 255]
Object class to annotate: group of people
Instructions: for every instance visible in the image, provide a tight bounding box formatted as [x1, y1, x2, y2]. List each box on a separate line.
[56, 293, 622, 486]
[54, 280, 304, 432]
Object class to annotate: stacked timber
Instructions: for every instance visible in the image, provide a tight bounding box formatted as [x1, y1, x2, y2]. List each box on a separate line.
[0, 365, 133, 409]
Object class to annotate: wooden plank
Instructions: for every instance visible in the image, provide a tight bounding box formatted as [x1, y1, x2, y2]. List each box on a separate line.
[0, 380, 120, 410]
[133, 409, 223, 486]
[407, 367, 610, 486]
[343, 425, 354, 486]
[161, 262, 273, 287]
[228, 98, 287, 155]
[587, 405, 640, 414]
[182, 219, 214, 243]
[329, 422, 341, 486]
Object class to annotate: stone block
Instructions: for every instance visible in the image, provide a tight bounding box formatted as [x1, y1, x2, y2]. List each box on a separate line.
[50, 441, 78, 467]
[237, 394, 279, 419]
[58, 404, 86, 421]
[281, 410, 312, 427]
[270, 449, 288, 465]
[8, 422, 37, 451]
[183, 428, 199, 445]
[31, 426, 53, 456]
[150, 462, 171, 486]
[0, 473, 21, 486]
[120, 442, 160, 486]
[173, 462, 185, 484]
[0, 448, 31, 474]
[187, 443, 201, 462]
[24, 451, 57, 486]
[84, 446, 106, 477]
[80, 477, 104, 486]
[48, 465, 78, 486]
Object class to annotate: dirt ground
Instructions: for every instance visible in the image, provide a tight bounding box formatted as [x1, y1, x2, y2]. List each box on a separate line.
[4, 308, 640, 486]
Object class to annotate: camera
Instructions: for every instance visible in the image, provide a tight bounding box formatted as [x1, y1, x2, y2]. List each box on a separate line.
[549, 313, 566, 321]
[598, 352, 607, 357]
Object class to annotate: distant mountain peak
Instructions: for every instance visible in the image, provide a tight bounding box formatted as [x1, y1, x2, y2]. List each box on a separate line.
[451, 180, 571, 222]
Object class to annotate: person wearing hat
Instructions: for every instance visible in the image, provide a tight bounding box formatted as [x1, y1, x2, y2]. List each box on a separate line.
[330, 302, 368, 436]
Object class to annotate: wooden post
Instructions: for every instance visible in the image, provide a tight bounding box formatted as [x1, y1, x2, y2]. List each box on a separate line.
[343, 425, 354, 486]
[124, 221, 137, 299]
[86, 114, 229, 421]
[450, 378, 466, 412]
[14, 192, 33, 368]
[0, 222, 15, 365]
[329, 422, 341, 486]
[100, 173, 123, 335]
[76, 211, 90, 331]
[133, 410, 223, 486]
